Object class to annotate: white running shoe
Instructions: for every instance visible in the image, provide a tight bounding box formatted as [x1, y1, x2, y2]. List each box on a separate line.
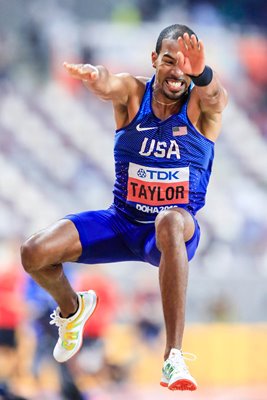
[160, 348, 197, 391]
[50, 290, 98, 363]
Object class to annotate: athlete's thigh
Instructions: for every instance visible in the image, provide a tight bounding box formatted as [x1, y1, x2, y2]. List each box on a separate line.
[64, 209, 141, 264]
[27, 219, 82, 265]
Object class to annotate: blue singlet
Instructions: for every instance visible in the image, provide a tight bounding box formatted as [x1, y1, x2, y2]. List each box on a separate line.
[65, 76, 214, 266]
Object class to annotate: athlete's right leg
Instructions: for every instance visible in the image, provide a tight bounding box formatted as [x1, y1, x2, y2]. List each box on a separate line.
[21, 219, 81, 317]
[21, 208, 142, 363]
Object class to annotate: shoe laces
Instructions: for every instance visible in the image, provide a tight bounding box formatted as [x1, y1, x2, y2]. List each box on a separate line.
[49, 309, 68, 339]
[170, 351, 197, 374]
[181, 352, 197, 362]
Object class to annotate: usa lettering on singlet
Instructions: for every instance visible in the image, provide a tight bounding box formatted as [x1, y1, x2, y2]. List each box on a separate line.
[113, 76, 214, 221]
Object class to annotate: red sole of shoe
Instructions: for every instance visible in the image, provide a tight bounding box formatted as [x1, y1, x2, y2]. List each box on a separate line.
[160, 382, 168, 388]
[169, 379, 197, 391]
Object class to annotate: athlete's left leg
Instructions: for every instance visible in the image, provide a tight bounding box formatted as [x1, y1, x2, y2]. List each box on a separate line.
[155, 207, 195, 358]
[154, 207, 198, 390]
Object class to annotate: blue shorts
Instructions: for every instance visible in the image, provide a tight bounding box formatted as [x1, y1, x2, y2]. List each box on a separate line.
[64, 206, 200, 267]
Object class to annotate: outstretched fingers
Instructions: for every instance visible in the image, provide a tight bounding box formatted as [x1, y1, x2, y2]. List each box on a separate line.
[183, 32, 193, 50]
[198, 39, 204, 53]
[178, 33, 200, 52]
[178, 35, 189, 53]
[190, 34, 199, 49]
[177, 33, 205, 76]
[63, 62, 99, 81]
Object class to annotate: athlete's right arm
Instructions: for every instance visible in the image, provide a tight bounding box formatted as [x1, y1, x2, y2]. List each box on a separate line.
[63, 62, 137, 106]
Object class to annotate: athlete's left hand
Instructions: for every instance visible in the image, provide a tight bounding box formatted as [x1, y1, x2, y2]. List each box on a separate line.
[63, 62, 99, 81]
[177, 33, 205, 77]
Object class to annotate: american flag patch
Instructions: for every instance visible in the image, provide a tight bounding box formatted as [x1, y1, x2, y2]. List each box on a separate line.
[173, 126, 188, 136]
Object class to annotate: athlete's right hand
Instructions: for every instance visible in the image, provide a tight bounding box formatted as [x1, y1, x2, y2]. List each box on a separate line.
[63, 62, 99, 81]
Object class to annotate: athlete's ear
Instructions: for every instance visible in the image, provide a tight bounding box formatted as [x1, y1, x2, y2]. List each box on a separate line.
[151, 51, 158, 69]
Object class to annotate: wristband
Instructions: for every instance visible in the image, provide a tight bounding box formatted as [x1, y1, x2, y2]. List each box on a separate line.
[189, 65, 213, 87]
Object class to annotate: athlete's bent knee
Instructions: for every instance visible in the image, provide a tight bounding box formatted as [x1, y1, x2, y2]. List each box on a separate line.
[21, 235, 45, 273]
[156, 209, 185, 232]
[155, 210, 185, 248]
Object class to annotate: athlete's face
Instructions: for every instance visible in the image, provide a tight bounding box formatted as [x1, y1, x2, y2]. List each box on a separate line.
[152, 39, 191, 100]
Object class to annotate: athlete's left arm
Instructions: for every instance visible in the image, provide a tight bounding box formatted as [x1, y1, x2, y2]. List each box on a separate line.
[189, 72, 228, 141]
[177, 33, 228, 141]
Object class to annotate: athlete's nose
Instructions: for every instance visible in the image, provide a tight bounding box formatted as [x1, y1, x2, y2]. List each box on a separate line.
[168, 62, 184, 79]
[172, 65, 184, 77]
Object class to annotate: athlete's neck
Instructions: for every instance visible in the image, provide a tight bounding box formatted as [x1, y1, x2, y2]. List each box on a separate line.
[152, 94, 180, 106]
[152, 91, 185, 121]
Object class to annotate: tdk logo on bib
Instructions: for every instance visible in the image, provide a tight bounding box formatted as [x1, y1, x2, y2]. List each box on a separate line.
[144, 169, 180, 180]
[127, 163, 189, 209]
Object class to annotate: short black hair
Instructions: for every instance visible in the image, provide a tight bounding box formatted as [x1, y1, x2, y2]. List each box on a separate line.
[155, 24, 198, 54]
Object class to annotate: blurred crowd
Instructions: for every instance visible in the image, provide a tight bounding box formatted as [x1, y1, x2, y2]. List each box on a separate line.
[0, 0, 266, 140]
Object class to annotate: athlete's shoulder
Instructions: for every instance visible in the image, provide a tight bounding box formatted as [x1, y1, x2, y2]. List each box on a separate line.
[114, 74, 149, 98]
[135, 76, 150, 85]
[133, 76, 151, 100]
[112, 75, 150, 129]
[114, 73, 149, 85]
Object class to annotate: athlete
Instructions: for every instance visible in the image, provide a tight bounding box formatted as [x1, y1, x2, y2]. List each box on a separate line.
[21, 24, 228, 391]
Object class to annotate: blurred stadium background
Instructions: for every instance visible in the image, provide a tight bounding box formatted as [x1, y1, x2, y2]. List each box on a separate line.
[0, 0, 267, 399]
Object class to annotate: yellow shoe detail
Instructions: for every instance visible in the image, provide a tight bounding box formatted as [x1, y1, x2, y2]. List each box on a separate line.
[64, 331, 79, 341]
[66, 296, 85, 330]
[62, 341, 76, 351]
[50, 290, 98, 362]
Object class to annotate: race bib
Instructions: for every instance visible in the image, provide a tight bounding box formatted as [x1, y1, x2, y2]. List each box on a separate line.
[127, 163, 189, 207]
